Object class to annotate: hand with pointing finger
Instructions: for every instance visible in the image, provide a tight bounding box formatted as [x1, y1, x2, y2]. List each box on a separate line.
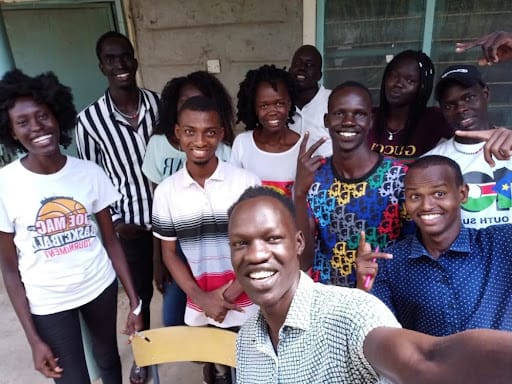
[456, 31, 512, 66]
[355, 231, 392, 292]
[455, 127, 512, 167]
[295, 132, 327, 197]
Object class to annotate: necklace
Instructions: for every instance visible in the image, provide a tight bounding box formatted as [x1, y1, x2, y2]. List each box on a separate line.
[113, 91, 142, 120]
[385, 127, 404, 141]
[452, 140, 484, 155]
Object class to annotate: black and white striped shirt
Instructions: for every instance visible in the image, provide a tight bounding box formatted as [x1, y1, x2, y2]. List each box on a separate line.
[75, 88, 159, 226]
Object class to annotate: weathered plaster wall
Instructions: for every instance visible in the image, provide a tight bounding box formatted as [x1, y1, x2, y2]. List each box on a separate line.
[130, 0, 302, 119]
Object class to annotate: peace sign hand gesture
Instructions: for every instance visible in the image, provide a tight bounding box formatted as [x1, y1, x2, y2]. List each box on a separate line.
[295, 132, 327, 197]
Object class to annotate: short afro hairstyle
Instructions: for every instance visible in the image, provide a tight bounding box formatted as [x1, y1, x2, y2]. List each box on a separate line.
[95, 31, 134, 62]
[0, 69, 76, 152]
[236, 64, 297, 131]
[155, 71, 235, 145]
[177, 95, 221, 120]
[406, 155, 464, 187]
[330, 81, 373, 106]
[228, 185, 296, 224]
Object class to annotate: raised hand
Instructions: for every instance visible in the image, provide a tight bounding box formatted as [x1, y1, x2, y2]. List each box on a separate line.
[295, 132, 327, 197]
[456, 31, 512, 66]
[355, 231, 392, 292]
[455, 127, 512, 167]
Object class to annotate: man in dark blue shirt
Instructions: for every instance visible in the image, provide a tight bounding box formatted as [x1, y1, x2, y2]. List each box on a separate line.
[356, 155, 512, 336]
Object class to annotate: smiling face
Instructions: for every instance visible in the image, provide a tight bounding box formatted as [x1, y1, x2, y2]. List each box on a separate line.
[175, 109, 224, 167]
[325, 86, 373, 154]
[384, 56, 420, 108]
[98, 36, 138, 90]
[254, 80, 291, 133]
[438, 83, 490, 133]
[229, 195, 304, 315]
[9, 96, 60, 157]
[289, 45, 322, 92]
[405, 164, 468, 243]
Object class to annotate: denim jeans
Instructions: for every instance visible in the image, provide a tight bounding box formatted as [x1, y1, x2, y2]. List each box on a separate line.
[162, 243, 187, 326]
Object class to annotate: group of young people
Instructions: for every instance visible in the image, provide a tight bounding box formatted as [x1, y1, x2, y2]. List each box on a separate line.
[1, 27, 512, 384]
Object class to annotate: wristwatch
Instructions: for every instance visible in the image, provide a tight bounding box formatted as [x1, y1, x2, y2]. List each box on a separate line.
[132, 299, 142, 316]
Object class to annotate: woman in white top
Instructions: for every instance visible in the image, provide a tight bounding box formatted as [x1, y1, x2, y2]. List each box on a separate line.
[0, 70, 141, 384]
[232, 64, 302, 197]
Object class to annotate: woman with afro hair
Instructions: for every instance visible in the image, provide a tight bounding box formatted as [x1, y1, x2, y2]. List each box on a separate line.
[232, 64, 303, 197]
[0, 69, 142, 383]
[368, 50, 453, 161]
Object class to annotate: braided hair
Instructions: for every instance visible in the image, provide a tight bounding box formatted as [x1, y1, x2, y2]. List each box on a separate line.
[375, 50, 435, 144]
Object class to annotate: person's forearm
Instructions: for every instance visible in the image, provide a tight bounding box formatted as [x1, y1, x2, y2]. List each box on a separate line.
[105, 238, 139, 306]
[422, 329, 512, 384]
[365, 327, 512, 384]
[96, 209, 139, 307]
[162, 247, 204, 302]
[293, 192, 315, 270]
[223, 278, 244, 303]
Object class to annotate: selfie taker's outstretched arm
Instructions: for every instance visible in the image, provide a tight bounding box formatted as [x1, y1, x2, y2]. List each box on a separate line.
[364, 327, 512, 384]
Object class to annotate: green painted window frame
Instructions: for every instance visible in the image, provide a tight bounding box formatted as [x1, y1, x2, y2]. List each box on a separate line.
[1, 0, 125, 33]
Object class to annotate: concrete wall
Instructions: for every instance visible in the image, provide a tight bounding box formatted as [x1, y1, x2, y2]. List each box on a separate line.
[130, 0, 303, 123]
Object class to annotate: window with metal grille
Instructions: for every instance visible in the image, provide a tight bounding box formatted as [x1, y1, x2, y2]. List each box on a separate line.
[320, 0, 512, 126]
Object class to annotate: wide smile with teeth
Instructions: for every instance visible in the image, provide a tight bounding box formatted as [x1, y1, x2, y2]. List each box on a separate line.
[249, 270, 276, 280]
[267, 120, 280, 126]
[338, 131, 357, 137]
[115, 73, 130, 80]
[32, 134, 52, 144]
[296, 75, 306, 80]
[420, 213, 441, 221]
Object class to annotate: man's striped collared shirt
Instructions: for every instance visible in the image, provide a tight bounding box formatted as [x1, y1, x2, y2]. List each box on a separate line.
[75, 88, 159, 226]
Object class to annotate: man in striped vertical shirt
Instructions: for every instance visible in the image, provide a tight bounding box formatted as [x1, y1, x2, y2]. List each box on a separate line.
[75, 31, 158, 384]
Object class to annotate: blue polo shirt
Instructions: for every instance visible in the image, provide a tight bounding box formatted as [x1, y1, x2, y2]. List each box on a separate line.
[372, 225, 512, 336]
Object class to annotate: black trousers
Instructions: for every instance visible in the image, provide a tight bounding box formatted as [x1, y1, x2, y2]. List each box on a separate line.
[119, 230, 154, 330]
[32, 280, 121, 384]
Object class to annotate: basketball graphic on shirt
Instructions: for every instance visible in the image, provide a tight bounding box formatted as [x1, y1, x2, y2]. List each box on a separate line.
[35, 197, 88, 235]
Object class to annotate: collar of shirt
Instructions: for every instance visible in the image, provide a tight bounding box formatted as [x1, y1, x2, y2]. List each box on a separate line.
[408, 227, 471, 260]
[181, 158, 226, 187]
[253, 271, 312, 349]
[105, 88, 147, 125]
[294, 85, 330, 114]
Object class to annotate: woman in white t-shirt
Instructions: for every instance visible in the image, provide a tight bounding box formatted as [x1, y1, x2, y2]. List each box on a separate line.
[0, 70, 142, 384]
[232, 64, 302, 197]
